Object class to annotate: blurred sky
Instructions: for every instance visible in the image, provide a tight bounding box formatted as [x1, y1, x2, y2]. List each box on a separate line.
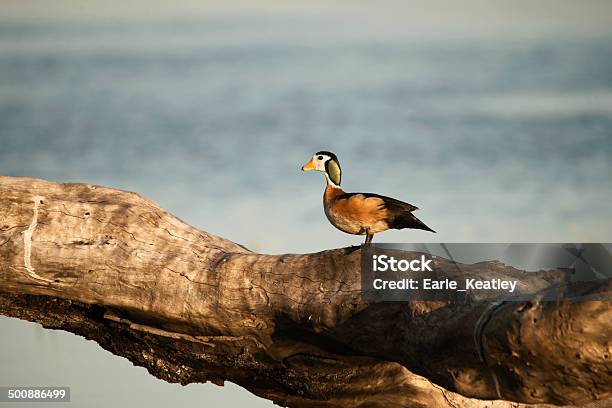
[3, 0, 612, 41]
[1, 1, 612, 407]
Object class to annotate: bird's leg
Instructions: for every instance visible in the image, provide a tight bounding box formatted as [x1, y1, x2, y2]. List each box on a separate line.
[364, 230, 374, 245]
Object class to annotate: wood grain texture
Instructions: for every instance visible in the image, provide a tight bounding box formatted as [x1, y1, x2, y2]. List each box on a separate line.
[0, 176, 610, 408]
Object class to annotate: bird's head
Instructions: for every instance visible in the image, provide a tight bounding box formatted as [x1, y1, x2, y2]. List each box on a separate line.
[301, 151, 341, 187]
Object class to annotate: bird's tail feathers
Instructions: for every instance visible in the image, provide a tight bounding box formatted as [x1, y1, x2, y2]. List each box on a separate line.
[391, 212, 436, 233]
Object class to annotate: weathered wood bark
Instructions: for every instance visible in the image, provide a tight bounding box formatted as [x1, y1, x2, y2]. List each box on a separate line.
[0, 176, 610, 408]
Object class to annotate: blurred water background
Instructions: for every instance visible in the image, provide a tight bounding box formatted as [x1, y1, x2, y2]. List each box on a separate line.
[1, 1, 611, 406]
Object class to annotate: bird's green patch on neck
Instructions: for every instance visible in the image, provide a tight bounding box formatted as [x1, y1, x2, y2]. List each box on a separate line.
[325, 159, 341, 186]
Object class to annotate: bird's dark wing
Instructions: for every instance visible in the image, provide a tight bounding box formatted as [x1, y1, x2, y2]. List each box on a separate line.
[338, 192, 435, 233]
[357, 193, 419, 213]
[333, 191, 434, 233]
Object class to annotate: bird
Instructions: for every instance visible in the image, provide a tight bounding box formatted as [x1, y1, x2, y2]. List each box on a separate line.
[301, 151, 435, 244]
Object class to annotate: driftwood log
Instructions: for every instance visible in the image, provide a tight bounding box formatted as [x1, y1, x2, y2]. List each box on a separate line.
[0, 176, 610, 408]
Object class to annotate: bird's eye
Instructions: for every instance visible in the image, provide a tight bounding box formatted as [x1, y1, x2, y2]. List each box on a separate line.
[317, 155, 324, 160]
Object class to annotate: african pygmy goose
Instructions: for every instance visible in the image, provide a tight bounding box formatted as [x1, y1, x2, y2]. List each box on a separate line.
[301, 151, 435, 244]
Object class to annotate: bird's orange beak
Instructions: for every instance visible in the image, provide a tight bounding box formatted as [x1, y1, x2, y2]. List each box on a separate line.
[301, 159, 315, 171]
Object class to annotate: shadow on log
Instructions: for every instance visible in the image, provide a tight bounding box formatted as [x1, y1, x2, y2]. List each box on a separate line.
[0, 176, 610, 408]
